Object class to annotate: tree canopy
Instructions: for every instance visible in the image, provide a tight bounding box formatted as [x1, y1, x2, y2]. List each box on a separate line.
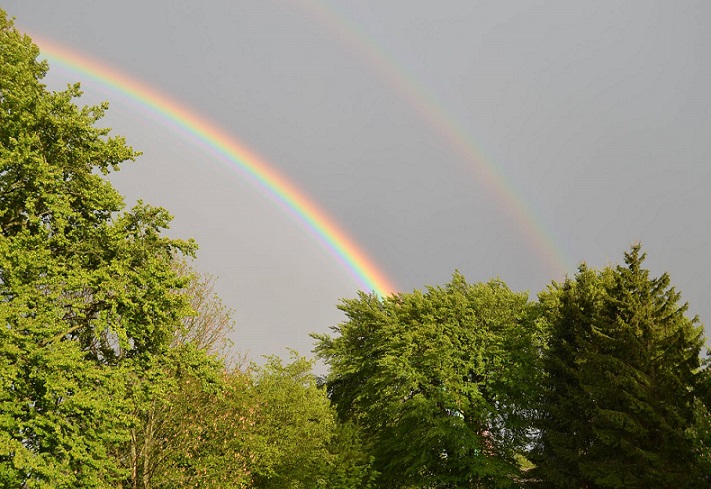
[0, 12, 196, 487]
[531, 246, 707, 488]
[314, 274, 545, 487]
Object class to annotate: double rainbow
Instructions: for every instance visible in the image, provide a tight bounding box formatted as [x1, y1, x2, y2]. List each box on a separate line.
[31, 35, 397, 298]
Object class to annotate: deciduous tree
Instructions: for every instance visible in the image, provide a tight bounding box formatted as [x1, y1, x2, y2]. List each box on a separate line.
[248, 353, 375, 489]
[0, 11, 195, 487]
[314, 274, 543, 488]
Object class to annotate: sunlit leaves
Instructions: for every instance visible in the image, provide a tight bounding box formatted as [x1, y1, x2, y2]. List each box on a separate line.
[0, 10, 194, 486]
[315, 273, 543, 488]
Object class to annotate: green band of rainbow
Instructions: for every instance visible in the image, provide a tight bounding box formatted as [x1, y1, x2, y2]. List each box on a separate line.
[31, 35, 396, 297]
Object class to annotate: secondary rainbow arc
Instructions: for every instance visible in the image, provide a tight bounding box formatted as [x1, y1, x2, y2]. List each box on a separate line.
[296, 1, 575, 277]
[31, 34, 396, 298]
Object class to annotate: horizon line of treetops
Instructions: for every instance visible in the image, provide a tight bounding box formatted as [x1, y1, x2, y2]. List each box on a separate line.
[2, 10, 710, 488]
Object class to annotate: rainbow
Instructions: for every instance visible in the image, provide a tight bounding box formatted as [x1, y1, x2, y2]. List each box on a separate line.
[295, 1, 575, 276]
[30, 34, 397, 297]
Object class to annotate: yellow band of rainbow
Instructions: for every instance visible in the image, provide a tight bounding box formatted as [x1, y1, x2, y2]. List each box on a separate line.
[31, 35, 397, 297]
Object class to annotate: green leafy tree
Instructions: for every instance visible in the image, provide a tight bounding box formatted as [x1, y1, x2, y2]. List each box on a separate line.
[247, 353, 375, 489]
[0, 12, 195, 487]
[117, 263, 251, 489]
[314, 273, 543, 488]
[531, 246, 706, 488]
[121, 351, 254, 489]
[319, 420, 378, 489]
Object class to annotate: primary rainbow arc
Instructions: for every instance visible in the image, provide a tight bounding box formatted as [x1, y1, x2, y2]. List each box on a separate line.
[31, 35, 396, 298]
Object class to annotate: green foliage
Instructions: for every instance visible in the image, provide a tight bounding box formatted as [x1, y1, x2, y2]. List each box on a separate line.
[0, 296, 132, 487]
[314, 273, 543, 488]
[4, 10, 710, 488]
[125, 350, 254, 489]
[319, 420, 378, 489]
[688, 360, 711, 476]
[531, 245, 706, 488]
[0, 13, 377, 488]
[110, 264, 249, 489]
[528, 265, 611, 488]
[247, 353, 376, 489]
[0, 10, 195, 487]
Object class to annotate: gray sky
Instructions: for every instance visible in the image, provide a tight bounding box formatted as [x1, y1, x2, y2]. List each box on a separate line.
[6, 1, 711, 363]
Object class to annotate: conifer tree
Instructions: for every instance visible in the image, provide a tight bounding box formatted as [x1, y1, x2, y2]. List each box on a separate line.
[531, 246, 706, 488]
[530, 265, 611, 487]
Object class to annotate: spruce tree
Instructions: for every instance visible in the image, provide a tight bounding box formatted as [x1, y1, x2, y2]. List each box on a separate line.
[530, 265, 611, 487]
[581, 246, 705, 487]
[531, 246, 706, 488]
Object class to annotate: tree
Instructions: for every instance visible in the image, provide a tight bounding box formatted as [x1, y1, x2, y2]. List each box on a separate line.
[246, 353, 376, 489]
[688, 357, 711, 478]
[121, 351, 255, 489]
[171, 260, 237, 363]
[115, 263, 252, 489]
[319, 420, 378, 489]
[529, 265, 613, 487]
[0, 11, 195, 487]
[531, 246, 706, 488]
[314, 273, 543, 488]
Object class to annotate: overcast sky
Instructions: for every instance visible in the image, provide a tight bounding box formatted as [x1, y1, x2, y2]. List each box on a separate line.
[6, 1, 711, 364]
